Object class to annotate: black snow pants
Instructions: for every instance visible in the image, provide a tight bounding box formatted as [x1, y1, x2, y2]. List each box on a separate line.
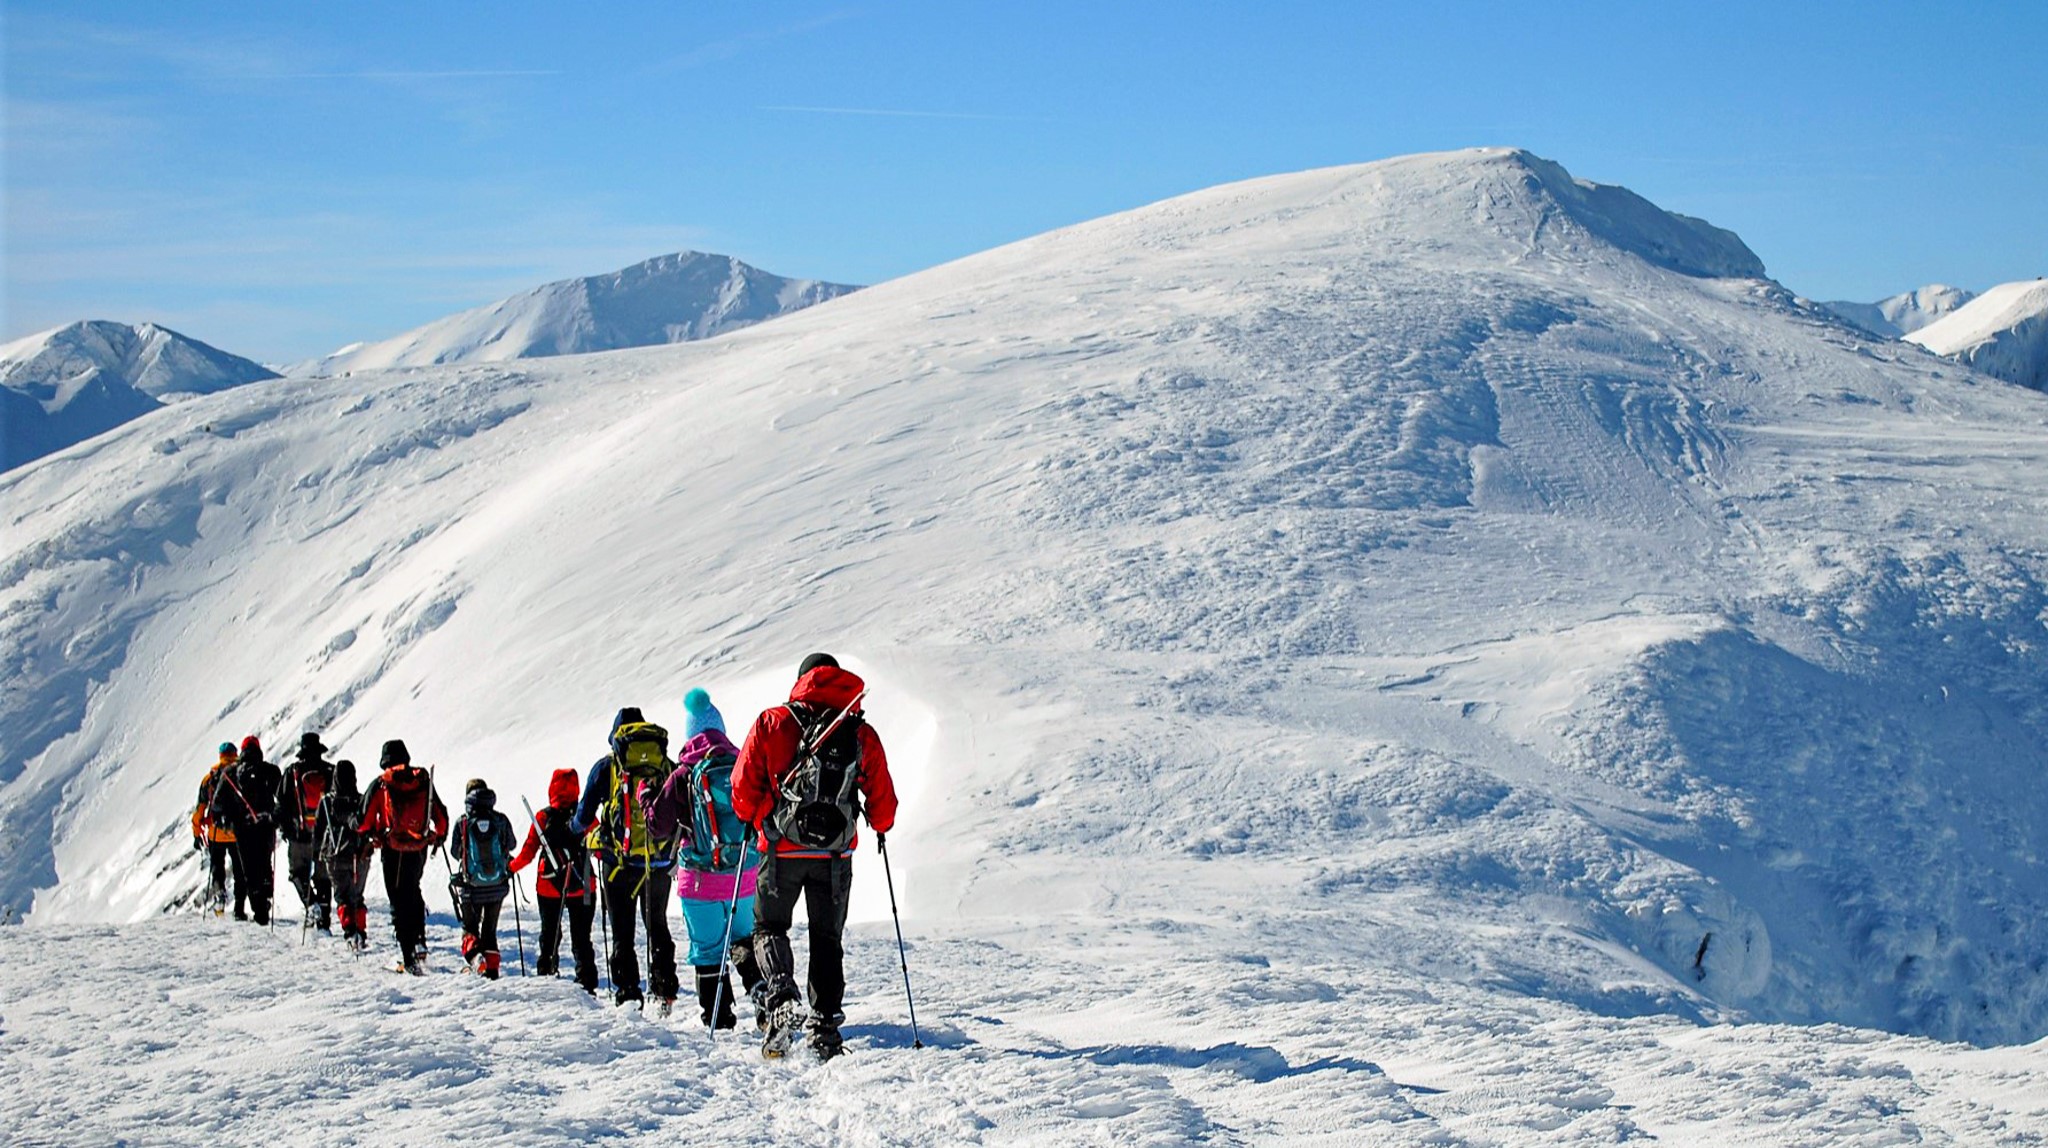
[603, 867, 678, 1004]
[234, 828, 277, 925]
[538, 891, 598, 991]
[751, 853, 853, 1029]
[207, 840, 247, 915]
[380, 848, 430, 960]
[286, 839, 331, 923]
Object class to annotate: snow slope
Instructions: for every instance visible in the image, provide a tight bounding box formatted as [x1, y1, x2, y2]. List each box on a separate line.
[288, 252, 858, 376]
[4, 146, 2048, 1141]
[0, 321, 279, 471]
[1907, 278, 2048, 390]
[1824, 284, 1976, 339]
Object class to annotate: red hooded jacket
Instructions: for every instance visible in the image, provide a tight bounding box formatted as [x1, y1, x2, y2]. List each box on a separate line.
[732, 666, 897, 857]
[510, 768, 591, 899]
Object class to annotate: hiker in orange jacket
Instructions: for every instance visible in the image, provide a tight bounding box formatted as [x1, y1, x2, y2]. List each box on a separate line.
[192, 742, 246, 918]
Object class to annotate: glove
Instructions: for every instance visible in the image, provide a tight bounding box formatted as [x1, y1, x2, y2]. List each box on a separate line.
[192, 835, 204, 853]
[875, 831, 886, 848]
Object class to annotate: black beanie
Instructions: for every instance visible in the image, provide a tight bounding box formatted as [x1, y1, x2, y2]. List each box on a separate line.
[799, 652, 839, 675]
[334, 760, 357, 794]
[380, 739, 410, 768]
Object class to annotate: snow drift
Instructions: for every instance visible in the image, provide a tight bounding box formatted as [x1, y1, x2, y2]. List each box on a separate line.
[288, 251, 858, 376]
[1908, 277, 2048, 390]
[0, 320, 279, 471]
[5, 148, 2048, 1053]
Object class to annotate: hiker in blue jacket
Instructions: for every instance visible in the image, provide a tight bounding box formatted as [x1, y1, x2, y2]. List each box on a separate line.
[571, 707, 682, 1011]
[450, 778, 518, 979]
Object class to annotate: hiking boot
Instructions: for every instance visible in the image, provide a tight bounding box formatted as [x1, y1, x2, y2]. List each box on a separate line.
[761, 999, 803, 1059]
[614, 986, 644, 1008]
[808, 1027, 844, 1061]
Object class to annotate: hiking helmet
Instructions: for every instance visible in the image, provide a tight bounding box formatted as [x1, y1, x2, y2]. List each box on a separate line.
[799, 652, 839, 675]
[683, 687, 725, 738]
[379, 739, 410, 768]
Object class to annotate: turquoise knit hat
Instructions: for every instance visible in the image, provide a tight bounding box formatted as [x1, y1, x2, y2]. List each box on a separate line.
[683, 687, 726, 738]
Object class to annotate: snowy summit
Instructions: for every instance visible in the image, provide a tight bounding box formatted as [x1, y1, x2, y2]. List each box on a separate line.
[4, 148, 2048, 1143]
[288, 251, 859, 376]
[1823, 284, 1976, 339]
[0, 320, 278, 471]
[1906, 277, 2048, 391]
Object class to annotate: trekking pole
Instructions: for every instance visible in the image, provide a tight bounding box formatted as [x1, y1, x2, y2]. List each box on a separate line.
[709, 835, 751, 1041]
[511, 873, 529, 977]
[878, 833, 923, 1049]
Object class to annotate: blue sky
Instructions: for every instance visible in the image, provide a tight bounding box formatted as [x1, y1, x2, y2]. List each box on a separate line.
[5, 1, 2044, 362]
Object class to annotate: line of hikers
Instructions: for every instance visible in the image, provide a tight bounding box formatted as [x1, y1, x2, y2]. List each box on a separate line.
[190, 653, 898, 1059]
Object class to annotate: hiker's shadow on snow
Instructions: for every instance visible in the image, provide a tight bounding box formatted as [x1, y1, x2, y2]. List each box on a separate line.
[1023, 1041, 1409, 1086]
[843, 1021, 975, 1050]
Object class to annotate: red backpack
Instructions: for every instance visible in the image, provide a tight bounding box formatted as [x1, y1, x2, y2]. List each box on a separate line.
[377, 767, 436, 850]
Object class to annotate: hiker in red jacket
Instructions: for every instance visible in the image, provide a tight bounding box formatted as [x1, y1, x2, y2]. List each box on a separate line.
[359, 739, 448, 974]
[509, 768, 599, 993]
[732, 653, 898, 1060]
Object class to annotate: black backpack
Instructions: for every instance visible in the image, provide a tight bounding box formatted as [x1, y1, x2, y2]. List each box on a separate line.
[318, 792, 366, 860]
[766, 702, 865, 853]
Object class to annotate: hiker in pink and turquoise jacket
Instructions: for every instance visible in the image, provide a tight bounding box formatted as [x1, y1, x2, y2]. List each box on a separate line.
[643, 688, 767, 1029]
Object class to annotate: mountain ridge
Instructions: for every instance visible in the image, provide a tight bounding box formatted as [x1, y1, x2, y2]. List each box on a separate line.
[4, 147, 2046, 1051]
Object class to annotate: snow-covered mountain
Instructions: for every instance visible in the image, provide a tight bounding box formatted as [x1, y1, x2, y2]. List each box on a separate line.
[288, 251, 858, 376]
[1906, 277, 2048, 390]
[0, 320, 279, 471]
[1823, 283, 1976, 338]
[4, 148, 2048, 1141]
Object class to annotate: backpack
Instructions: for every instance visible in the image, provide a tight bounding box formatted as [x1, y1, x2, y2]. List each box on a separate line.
[289, 765, 331, 835]
[677, 749, 748, 872]
[592, 722, 673, 864]
[537, 807, 591, 895]
[319, 792, 365, 860]
[379, 768, 435, 849]
[766, 702, 865, 854]
[464, 813, 509, 886]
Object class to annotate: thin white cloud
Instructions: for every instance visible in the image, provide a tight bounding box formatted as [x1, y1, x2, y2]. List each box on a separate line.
[236, 70, 561, 81]
[760, 104, 1041, 123]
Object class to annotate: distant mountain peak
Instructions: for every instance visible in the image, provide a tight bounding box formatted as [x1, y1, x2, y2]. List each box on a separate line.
[289, 251, 858, 376]
[1907, 277, 2048, 390]
[2, 320, 277, 471]
[1822, 284, 1976, 339]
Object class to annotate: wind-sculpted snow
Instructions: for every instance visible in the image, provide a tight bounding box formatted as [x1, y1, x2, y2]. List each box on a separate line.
[4, 146, 2048, 1098]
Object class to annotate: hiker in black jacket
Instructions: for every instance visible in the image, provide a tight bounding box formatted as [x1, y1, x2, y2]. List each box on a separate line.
[450, 779, 518, 978]
[216, 736, 282, 925]
[314, 760, 374, 951]
[277, 732, 336, 932]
